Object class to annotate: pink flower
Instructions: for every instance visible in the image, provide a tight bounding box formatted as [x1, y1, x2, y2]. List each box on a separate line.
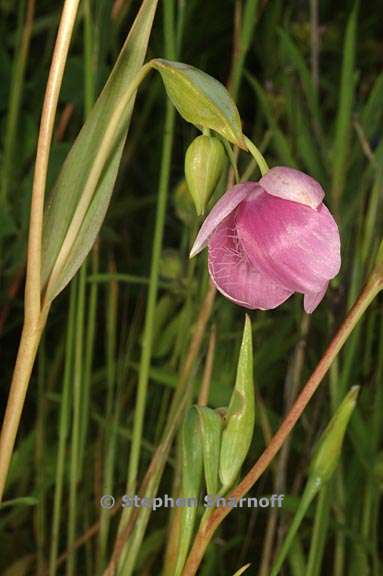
[190, 167, 341, 313]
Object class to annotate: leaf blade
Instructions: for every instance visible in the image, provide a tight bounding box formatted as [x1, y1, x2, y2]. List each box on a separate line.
[41, 0, 159, 301]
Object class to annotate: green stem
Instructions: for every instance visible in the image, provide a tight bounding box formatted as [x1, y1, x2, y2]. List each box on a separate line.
[1, 0, 35, 209]
[244, 135, 269, 176]
[270, 479, 319, 576]
[49, 283, 76, 576]
[66, 268, 86, 575]
[104, 284, 216, 575]
[97, 273, 119, 571]
[228, 0, 260, 100]
[125, 0, 176, 499]
[126, 83, 175, 495]
[306, 485, 331, 576]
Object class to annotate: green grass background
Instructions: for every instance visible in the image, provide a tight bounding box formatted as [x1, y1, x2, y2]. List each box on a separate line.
[0, 0, 382, 574]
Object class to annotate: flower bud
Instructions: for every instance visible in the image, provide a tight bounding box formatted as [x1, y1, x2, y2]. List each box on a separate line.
[195, 406, 223, 495]
[185, 135, 226, 215]
[309, 386, 359, 485]
[175, 407, 203, 575]
[219, 315, 255, 488]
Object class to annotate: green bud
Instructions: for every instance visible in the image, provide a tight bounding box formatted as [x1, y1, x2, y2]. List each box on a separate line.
[175, 407, 203, 576]
[152, 59, 245, 148]
[185, 135, 226, 215]
[219, 315, 255, 489]
[309, 386, 359, 485]
[196, 406, 223, 495]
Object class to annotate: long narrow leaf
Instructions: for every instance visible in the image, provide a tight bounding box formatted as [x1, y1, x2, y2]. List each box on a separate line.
[331, 3, 358, 204]
[41, 0, 158, 301]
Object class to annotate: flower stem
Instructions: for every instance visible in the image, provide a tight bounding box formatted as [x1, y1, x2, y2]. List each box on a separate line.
[182, 274, 382, 576]
[244, 135, 269, 176]
[0, 306, 49, 501]
[0, 0, 80, 503]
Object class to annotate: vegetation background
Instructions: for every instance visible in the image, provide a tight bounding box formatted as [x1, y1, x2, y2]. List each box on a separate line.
[0, 0, 382, 574]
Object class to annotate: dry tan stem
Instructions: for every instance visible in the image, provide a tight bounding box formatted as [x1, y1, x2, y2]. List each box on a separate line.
[0, 0, 80, 503]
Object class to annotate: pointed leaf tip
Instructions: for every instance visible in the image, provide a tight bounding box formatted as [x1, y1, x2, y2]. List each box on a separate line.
[219, 315, 254, 488]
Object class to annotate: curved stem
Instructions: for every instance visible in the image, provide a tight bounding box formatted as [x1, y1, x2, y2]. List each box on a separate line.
[0, 304, 49, 501]
[26, 0, 80, 323]
[244, 135, 269, 176]
[0, 0, 80, 503]
[182, 275, 382, 576]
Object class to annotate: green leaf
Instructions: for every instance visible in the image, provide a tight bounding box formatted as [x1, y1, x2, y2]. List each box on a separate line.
[246, 72, 296, 166]
[232, 564, 252, 576]
[152, 59, 245, 148]
[41, 0, 159, 302]
[278, 29, 322, 127]
[361, 72, 383, 138]
[331, 2, 359, 204]
[219, 315, 255, 489]
[196, 406, 223, 495]
[0, 496, 38, 510]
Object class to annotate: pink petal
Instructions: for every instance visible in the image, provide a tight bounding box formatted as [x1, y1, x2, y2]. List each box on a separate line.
[207, 212, 293, 310]
[304, 284, 329, 313]
[190, 182, 260, 258]
[236, 192, 341, 294]
[260, 166, 325, 209]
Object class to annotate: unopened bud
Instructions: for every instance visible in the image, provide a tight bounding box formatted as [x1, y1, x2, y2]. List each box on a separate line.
[219, 315, 255, 488]
[185, 135, 226, 215]
[309, 386, 359, 485]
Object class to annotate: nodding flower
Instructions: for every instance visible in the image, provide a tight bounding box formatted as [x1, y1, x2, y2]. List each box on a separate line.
[190, 167, 341, 313]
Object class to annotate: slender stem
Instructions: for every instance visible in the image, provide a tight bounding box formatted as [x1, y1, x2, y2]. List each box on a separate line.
[124, 0, 176, 501]
[49, 283, 76, 576]
[270, 479, 318, 576]
[306, 485, 331, 576]
[182, 275, 382, 575]
[244, 135, 269, 176]
[66, 270, 86, 575]
[1, 0, 35, 209]
[0, 305, 49, 501]
[228, 0, 259, 100]
[26, 0, 80, 322]
[310, 0, 320, 94]
[0, 0, 80, 504]
[104, 284, 216, 575]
